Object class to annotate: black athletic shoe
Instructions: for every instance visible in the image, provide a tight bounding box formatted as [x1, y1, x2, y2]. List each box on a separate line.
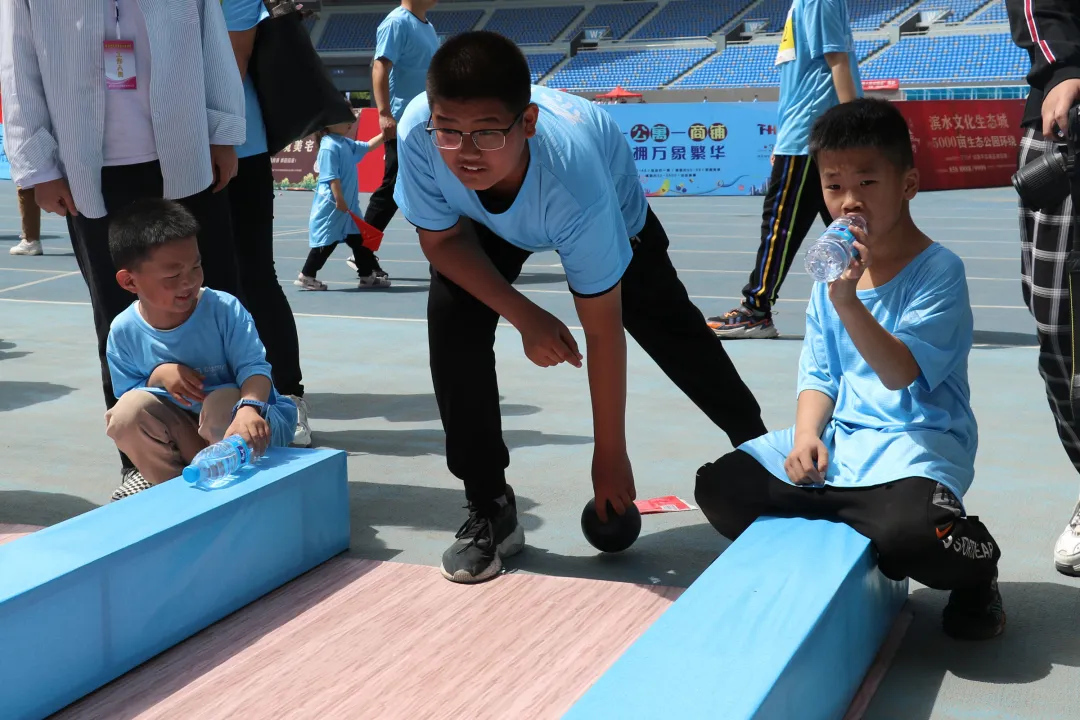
[441, 485, 525, 584]
[942, 569, 1006, 641]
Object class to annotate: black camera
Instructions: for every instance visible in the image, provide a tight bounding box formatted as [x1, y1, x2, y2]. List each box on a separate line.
[1012, 105, 1079, 210]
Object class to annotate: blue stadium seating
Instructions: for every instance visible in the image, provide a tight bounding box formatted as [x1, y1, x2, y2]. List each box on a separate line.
[527, 52, 566, 83]
[568, 2, 657, 40]
[427, 9, 484, 37]
[316, 9, 478, 52]
[549, 47, 713, 90]
[850, 0, 919, 30]
[631, 0, 752, 40]
[674, 39, 887, 89]
[742, 0, 791, 33]
[969, 0, 1008, 24]
[860, 33, 1029, 82]
[916, 0, 995, 22]
[317, 12, 383, 51]
[484, 5, 583, 44]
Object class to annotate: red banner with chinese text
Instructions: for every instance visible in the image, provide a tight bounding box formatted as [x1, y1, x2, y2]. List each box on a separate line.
[270, 107, 385, 192]
[896, 99, 1025, 191]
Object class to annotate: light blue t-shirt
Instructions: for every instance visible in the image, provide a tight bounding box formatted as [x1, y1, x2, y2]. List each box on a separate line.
[393, 85, 649, 296]
[106, 289, 297, 447]
[773, 0, 862, 156]
[375, 7, 440, 121]
[309, 134, 371, 247]
[221, 0, 270, 158]
[739, 243, 978, 501]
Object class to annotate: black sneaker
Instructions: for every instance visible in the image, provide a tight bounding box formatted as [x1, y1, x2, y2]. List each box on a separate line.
[441, 485, 526, 584]
[942, 569, 1006, 640]
[110, 468, 152, 502]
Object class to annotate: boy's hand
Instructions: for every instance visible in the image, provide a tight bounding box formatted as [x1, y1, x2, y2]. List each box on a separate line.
[828, 225, 870, 308]
[223, 406, 271, 458]
[592, 449, 636, 522]
[159, 364, 206, 407]
[335, 198, 350, 213]
[785, 432, 829, 485]
[515, 304, 583, 368]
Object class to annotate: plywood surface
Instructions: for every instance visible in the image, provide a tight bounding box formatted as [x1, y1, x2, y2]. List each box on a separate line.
[56, 558, 682, 719]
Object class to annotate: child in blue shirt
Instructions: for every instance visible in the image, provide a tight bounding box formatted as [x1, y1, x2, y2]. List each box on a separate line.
[393, 31, 765, 584]
[297, 121, 387, 290]
[695, 99, 1005, 641]
[104, 199, 298, 497]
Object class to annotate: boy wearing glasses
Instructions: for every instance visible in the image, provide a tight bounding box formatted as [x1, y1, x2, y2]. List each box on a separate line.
[394, 31, 766, 584]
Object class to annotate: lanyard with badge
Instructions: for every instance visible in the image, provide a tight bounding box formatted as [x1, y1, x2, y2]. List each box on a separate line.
[104, 0, 137, 90]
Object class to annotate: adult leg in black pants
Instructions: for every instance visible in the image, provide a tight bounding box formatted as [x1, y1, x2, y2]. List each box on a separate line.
[430, 216, 765, 583]
[363, 138, 398, 231]
[709, 154, 832, 339]
[694, 450, 1006, 640]
[67, 161, 242, 499]
[227, 153, 308, 446]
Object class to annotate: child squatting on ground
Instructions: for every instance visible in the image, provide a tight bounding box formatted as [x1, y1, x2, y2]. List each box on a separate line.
[694, 99, 1006, 641]
[103, 199, 298, 496]
[297, 121, 389, 290]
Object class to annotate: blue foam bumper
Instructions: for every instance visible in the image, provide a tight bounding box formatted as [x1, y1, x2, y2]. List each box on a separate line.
[0, 448, 349, 720]
[565, 517, 908, 720]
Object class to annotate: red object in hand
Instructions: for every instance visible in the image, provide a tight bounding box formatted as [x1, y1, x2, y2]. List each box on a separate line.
[349, 211, 384, 252]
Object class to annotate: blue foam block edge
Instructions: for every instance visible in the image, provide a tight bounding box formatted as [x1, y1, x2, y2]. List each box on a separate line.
[564, 516, 908, 720]
[0, 447, 350, 720]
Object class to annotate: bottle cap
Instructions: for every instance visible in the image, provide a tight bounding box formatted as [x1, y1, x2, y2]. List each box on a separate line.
[182, 466, 200, 483]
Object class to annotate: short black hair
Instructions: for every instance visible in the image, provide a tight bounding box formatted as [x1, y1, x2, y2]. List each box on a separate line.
[809, 98, 914, 170]
[108, 198, 199, 270]
[426, 31, 532, 115]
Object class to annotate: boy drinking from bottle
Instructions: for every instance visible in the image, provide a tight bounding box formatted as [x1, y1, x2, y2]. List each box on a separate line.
[103, 199, 297, 499]
[694, 99, 1005, 640]
[394, 31, 765, 584]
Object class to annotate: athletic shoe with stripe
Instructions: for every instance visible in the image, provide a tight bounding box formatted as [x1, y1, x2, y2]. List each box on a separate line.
[708, 306, 779, 339]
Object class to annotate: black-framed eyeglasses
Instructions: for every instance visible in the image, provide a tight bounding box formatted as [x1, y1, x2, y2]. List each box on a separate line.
[426, 112, 524, 151]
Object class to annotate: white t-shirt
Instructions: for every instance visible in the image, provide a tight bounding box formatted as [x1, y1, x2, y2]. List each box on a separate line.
[102, 0, 158, 166]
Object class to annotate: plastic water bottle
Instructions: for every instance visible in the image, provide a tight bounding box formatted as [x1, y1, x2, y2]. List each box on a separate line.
[182, 435, 253, 489]
[804, 215, 868, 283]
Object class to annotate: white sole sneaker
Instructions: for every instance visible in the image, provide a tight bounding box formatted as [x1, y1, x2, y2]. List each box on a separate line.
[294, 274, 327, 291]
[288, 394, 312, 448]
[1053, 500, 1080, 576]
[9, 239, 42, 256]
[357, 273, 391, 288]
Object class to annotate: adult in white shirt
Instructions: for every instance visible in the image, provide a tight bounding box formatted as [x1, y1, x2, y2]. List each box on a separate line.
[0, 0, 247, 499]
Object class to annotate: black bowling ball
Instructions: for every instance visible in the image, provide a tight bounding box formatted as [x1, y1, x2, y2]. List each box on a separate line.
[581, 498, 642, 553]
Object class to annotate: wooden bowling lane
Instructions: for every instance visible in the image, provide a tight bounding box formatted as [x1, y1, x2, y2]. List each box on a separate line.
[56, 558, 683, 719]
[0, 523, 41, 546]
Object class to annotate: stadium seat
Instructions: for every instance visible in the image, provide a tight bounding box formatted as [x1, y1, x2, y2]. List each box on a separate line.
[316, 9, 481, 52]
[860, 33, 1028, 83]
[527, 52, 567, 83]
[968, 0, 1007, 25]
[631, 0, 752, 41]
[567, 2, 657, 40]
[674, 39, 886, 89]
[484, 5, 584, 45]
[549, 47, 713, 90]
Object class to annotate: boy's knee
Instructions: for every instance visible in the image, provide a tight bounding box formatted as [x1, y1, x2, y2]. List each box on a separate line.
[105, 391, 160, 440]
[695, 452, 758, 539]
[199, 388, 241, 444]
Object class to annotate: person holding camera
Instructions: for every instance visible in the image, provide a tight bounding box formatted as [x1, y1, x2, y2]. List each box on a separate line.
[1008, 0, 1080, 576]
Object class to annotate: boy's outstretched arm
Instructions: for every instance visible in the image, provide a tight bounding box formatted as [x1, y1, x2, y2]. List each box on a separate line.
[367, 133, 385, 151]
[418, 223, 583, 368]
[574, 286, 635, 522]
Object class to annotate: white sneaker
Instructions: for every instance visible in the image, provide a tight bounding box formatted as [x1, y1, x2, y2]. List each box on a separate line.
[1054, 499, 1080, 576]
[288, 394, 312, 447]
[9, 239, 42, 256]
[294, 273, 327, 291]
[358, 271, 391, 288]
